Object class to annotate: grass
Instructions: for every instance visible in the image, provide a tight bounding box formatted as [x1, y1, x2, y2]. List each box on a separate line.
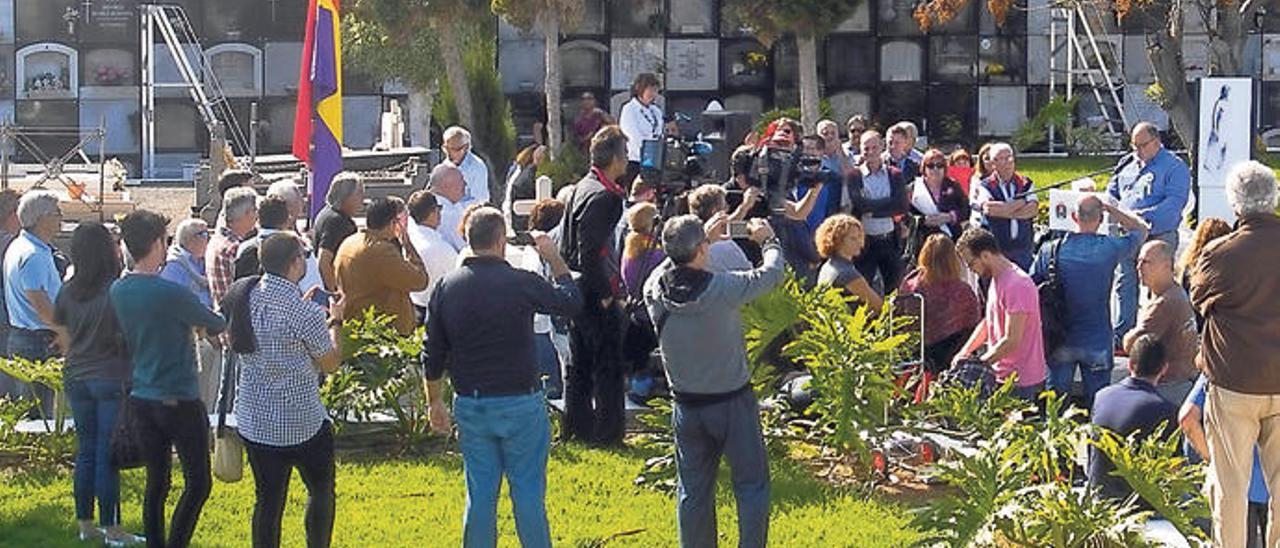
[0, 444, 920, 547]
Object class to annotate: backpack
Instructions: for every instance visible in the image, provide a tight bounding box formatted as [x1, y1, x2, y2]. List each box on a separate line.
[1036, 238, 1068, 358]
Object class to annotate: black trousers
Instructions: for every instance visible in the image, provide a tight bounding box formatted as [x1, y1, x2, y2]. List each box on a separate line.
[924, 330, 972, 374]
[564, 302, 626, 445]
[133, 397, 211, 548]
[854, 232, 904, 295]
[244, 422, 336, 548]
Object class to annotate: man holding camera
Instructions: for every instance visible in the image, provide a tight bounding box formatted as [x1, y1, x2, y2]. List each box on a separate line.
[559, 125, 629, 446]
[644, 214, 783, 548]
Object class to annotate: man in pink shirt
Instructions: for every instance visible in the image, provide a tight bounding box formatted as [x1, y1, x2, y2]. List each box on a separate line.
[953, 227, 1047, 400]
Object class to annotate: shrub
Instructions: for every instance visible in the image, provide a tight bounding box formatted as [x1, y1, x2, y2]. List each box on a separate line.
[436, 32, 517, 203]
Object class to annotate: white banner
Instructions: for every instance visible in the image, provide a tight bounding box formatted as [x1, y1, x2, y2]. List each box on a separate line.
[1048, 189, 1114, 233]
[1197, 77, 1253, 224]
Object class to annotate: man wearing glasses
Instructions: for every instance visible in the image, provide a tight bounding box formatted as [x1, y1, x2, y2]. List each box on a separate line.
[1107, 122, 1190, 350]
[443, 126, 491, 206]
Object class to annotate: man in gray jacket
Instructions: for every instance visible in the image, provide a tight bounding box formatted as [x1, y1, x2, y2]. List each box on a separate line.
[644, 214, 783, 548]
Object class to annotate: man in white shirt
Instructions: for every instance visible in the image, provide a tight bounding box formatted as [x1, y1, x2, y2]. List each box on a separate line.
[443, 126, 490, 205]
[428, 163, 474, 252]
[406, 191, 459, 323]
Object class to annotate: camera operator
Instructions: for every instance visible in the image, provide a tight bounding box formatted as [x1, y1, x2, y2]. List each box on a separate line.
[753, 118, 828, 281]
[848, 130, 910, 292]
[793, 134, 845, 233]
[643, 214, 783, 547]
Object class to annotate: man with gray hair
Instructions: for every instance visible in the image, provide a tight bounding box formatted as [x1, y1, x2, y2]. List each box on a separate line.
[1030, 194, 1147, 409]
[971, 142, 1038, 270]
[266, 179, 305, 231]
[1189, 160, 1280, 547]
[207, 186, 259, 308]
[313, 172, 363, 291]
[1, 190, 62, 404]
[643, 214, 782, 548]
[428, 162, 473, 252]
[443, 126, 490, 205]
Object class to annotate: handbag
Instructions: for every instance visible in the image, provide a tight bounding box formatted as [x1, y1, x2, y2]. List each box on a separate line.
[109, 388, 146, 470]
[212, 353, 243, 483]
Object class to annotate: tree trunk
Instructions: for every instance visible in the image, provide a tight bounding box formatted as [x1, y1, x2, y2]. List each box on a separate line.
[437, 22, 475, 131]
[1145, 0, 1197, 149]
[796, 33, 820, 132]
[543, 8, 563, 160]
[407, 85, 436, 148]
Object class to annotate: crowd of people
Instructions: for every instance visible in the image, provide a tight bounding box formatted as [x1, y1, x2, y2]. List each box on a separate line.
[0, 66, 1275, 546]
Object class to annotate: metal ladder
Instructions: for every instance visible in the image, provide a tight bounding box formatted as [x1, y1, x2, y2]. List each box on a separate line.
[140, 4, 249, 179]
[1048, 0, 1130, 150]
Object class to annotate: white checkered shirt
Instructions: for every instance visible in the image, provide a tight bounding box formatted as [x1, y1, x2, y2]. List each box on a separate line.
[234, 274, 334, 447]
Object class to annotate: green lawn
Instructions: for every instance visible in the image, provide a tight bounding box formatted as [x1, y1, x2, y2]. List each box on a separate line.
[0, 444, 920, 547]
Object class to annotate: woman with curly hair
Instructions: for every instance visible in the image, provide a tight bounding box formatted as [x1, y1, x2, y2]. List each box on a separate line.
[1178, 217, 1232, 329]
[815, 214, 883, 311]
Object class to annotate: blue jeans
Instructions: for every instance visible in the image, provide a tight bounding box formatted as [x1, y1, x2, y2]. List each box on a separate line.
[533, 334, 562, 400]
[1047, 346, 1114, 409]
[5, 328, 56, 416]
[673, 389, 770, 548]
[66, 378, 125, 527]
[1114, 230, 1178, 346]
[454, 392, 552, 548]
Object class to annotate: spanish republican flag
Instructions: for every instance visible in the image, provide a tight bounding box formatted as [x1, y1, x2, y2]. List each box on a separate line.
[293, 0, 343, 220]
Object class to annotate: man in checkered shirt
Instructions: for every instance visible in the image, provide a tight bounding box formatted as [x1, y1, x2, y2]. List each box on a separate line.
[226, 232, 343, 547]
[203, 185, 259, 411]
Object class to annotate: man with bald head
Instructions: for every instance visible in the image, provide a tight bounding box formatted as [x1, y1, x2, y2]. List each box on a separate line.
[1124, 239, 1199, 403]
[1031, 195, 1148, 407]
[428, 162, 474, 251]
[1107, 122, 1191, 348]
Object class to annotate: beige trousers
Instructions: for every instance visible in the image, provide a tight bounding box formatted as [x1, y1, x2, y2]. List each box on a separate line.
[1204, 384, 1280, 547]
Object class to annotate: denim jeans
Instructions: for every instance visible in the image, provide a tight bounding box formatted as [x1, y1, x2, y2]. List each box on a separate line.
[454, 392, 552, 548]
[1113, 230, 1178, 347]
[4, 328, 56, 415]
[533, 334, 562, 400]
[66, 378, 126, 527]
[244, 422, 336, 548]
[673, 389, 770, 548]
[132, 397, 211, 548]
[1047, 346, 1114, 410]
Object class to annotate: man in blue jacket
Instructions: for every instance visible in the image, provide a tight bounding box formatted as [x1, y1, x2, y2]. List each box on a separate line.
[1107, 122, 1190, 348]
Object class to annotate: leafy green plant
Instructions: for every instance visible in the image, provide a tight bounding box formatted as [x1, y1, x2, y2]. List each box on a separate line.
[0, 357, 67, 433]
[321, 308, 432, 450]
[1012, 96, 1109, 155]
[1000, 390, 1089, 485]
[998, 481, 1155, 548]
[783, 288, 910, 466]
[536, 139, 588, 190]
[1092, 426, 1210, 542]
[0, 358, 77, 469]
[912, 376, 1032, 440]
[914, 437, 1033, 547]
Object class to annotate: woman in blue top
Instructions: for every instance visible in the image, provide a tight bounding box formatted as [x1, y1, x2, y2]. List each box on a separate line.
[52, 223, 143, 545]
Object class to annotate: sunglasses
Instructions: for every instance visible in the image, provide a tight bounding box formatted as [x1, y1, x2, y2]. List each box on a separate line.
[925, 163, 946, 169]
[195, 230, 211, 238]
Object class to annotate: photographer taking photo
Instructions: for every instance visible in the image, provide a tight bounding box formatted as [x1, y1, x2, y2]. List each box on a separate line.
[643, 214, 783, 548]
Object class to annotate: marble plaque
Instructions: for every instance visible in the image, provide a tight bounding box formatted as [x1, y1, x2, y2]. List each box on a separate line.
[206, 44, 263, 98]
[16, 0, 75, 44]
[610, 38, 663, 91]
[499, 37, 545, 94]
[880, 40, 924, 82]
[153, 100, 201, 150]
[665, 39, 718, 91]
[561, 40, 608, 88]
[264, 42, 303, 96]
[81, 0, 137, 44]
[1264, 35, 1280, 81]
[723, 93, 765, 118]
[978, 86, 1027, 136]
[668, 0, 714, 35]
[79, 99, 140, 154]
[827, 90, 873, 127]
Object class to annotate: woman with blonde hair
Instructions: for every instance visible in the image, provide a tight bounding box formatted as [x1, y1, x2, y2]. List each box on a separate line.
[621, 202, 664, 294]
[899, 234, 981, 376]
[1178, 217, 1232, 290]
[815, 214, 883, 311]
[620, 202, 665, 402]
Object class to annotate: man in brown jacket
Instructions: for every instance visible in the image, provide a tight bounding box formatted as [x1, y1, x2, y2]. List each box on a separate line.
[1189, 160, 1280, 547]
[334, 196, 428, 335]
[1125, 240, 1198, 404]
